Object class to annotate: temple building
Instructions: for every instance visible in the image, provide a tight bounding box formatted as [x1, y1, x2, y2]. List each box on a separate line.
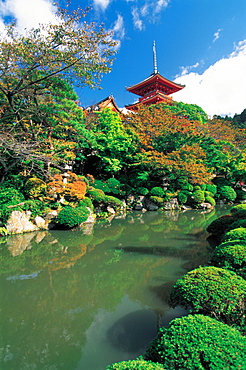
[125, 42, 185, 111]
[85, 95, 122, 114]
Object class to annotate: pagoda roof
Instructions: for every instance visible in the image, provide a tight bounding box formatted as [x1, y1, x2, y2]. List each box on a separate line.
[85, 95, 122, 114]
[126, 72, 185, 97]
[125, 91, 173, 111]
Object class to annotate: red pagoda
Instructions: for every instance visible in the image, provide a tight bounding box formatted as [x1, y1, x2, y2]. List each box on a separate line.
[126, 42, 185, 111]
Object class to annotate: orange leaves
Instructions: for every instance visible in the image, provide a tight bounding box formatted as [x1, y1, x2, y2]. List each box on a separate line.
[47, 172, 87, 202]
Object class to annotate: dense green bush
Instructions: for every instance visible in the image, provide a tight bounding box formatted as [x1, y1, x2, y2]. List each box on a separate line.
[205, 184, 217, 195]
[24, 177, 47, 198]
[0, 188, 25, 205]
[235, 189, 246, 201]
[103, 195, 123, 208]
[231, 204, 246, 214]
[56, 205, 90, 228]
[87, 187, 106, 202]
[79, 197, 94, 210]
[205, 195, 216, 206]
[21, 200, 50, 218]
[227, 219, 246, 231]
[105, 358, 165, 370]
[222, 227, 246, 242]
[211, 242, 246, 279]
[178, 191, 188, 205]
[144, 314, 246, 370]
[149, 196, 164, 206]
[136, 187, 149, 196]
[93, 180, 111, 193]
[169, 266, 246, 329]
[206, 215, 235, 237]
[106, 178, 122, 195]
[218, 186, 237, 202]
[190, 190, 205, 205]
[150, 187, 165, 197]
[231, 209, 246, 220]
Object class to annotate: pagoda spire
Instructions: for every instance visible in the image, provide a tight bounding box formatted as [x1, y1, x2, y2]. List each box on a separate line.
[153, 40, 158, 74]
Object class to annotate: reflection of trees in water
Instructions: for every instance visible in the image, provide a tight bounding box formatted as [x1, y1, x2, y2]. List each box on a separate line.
[0, 208, 230, 369]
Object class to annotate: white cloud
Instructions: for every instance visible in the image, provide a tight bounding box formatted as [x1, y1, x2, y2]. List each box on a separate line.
[131, 0, 170, 30]
[93, 0, 111, 11]
[0, 0, 57, 32]
[213, 28, 222, 43]
[112, 13, 125, 39]
[173, 40, 246, 117]
[132, 7, 144, 30]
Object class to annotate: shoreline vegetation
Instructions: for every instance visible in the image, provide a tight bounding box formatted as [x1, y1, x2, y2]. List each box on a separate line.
[0, 4, 245, 368]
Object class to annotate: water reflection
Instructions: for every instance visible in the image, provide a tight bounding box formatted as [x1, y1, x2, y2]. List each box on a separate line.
[0, 207, 230, 370]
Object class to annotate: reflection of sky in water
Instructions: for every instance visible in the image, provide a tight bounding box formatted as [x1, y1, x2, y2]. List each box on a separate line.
[6, 271, 41, 281]
[76, 294, 186, 370]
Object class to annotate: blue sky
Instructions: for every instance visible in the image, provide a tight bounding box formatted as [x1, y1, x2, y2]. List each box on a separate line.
[0, 0, 246, 116]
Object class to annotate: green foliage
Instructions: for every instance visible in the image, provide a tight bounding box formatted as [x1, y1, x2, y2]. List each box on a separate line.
[93, 180, 111, 193]
[106, 178, 122, 195]
[211, 242, 246, 279]
[227, 219, 246, 231]
[150, 187, 165, 197]
[56, 205, 90, 228]
[169, 266, 246, 329]
[144, 314, 246, 369]
[222, 227, 246, 242]
[218, 186, 237, 202]
[178, 191, 188, 205]
[231, 203, 246, 214]
[0, 188, 25, 205]
[231, 209, 246, 220]
[87, 187, 106, 202]
[206, 183, 217, 195]
[159, 101, 209, 123]
[79, 197, 94, 210]
[103, 195, 123, 208]
[190, 190, 205, 205]
[24, 177, 47, 198]
[207, 215, 235, 237]
[136, 187, 149, 196]
[235, 189, 246, 201]
[149, 196, 164, 206]
[106, 358, 165, 370]
[205, 195, 216, 206]
[21, 200, 50, 218]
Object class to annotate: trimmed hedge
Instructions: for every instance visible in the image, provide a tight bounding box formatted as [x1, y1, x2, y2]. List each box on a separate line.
[56, 205, 90, 228]
[168, 266, 246, 330]
[222, 227, 246, 242]
[211, 242, 246, 279]
[105, 358, 165, 370]
[144, 314, 246, 370]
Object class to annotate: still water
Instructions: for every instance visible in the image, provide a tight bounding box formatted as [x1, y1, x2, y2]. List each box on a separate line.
[0, 207, 229, 370]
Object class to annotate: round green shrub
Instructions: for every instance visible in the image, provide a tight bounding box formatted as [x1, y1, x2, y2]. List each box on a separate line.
[56, 205, 90, 228]
[178, 191, 188, 205]
[222, 227, 246, 242]
[93, 180, 111, 193]
[218, 186, 237, 202]
[191, 190, 205, 205]
[136, 187, 149, 196]
[79, 197, 94, 210]
[149, 196, 164, 206]
[206, 215, 235, 237]
[205, 195, 216, 206]
[87, 187, 106, 202]
[211, 242, 246, 279]
[106, 358, 165, 370]
[169, 266, 246, 329]
[179, 182, 193, 192]
[231, 204, 246, 214]
[206, 184, 217, 195]
[103, 195, 123, 208]
[144, 314, 246, 370]
[21, 200, 50, 218]
[193, 185, 201, 191]
[24, 177, 47, 198]
[150, 187, 165, 197]
[0, 188, 25, 205]
[231, 209, 246, 220]
[227, 219, 246, 231]
[106, 178, 122, 195]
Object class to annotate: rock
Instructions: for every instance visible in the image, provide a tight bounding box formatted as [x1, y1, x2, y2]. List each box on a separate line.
[34, 216, 47, 229]
[6, 211, 39, 234]
[199, 202, 213, 209]
[107, 206, 115, 214]
[6, 232, 37, 256]
[145, 201, 159, 211]
[163, 198, 179, 210]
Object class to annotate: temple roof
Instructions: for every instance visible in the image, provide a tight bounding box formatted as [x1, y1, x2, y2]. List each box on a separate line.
[85, 95, 122, 114]
[125, 91, 174, 111]
[126, 72, 185, 97]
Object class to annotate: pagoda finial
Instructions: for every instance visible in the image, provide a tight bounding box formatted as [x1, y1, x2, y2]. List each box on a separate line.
[153, 41, 158, 74]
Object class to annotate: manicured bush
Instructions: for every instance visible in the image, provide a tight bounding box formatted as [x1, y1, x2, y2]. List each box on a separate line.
[106, 178, 122, 195]
[87, 187, 106, 202]
[227, 219, 246, 231]
[218, 186, 237, 202]
[206, 183, 217, 195]
[193, 185, 201, 191]
[0, 188, 25, 205]
[144, 314, 246, 370]
[106, 358, 165, 370]
[211, 242, 246, 279]
[150, 187, 165, 197]
[205, 195, 216, 206]
[93, 179, 111, 193]
[231, 203, 246, 214]
[136, 187, 149, 196]
[190, 190, 205, 205]
[103, 195, 123, 208]
[222, 227, 246, 242]
[56, 205, 90, 228]
[21, 199, 50, 218]
[178, 191, 188, 205]
[79, 197, 94, 210]
[149, 196, 164, 206]
[206, 215, 235, 237]
[231, 209, 246, 220]
[169, 266, 246, 329]
[24, 177, 47, 198]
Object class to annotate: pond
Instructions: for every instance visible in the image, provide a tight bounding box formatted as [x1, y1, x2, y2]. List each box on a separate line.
[0, 207, 229, 370]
